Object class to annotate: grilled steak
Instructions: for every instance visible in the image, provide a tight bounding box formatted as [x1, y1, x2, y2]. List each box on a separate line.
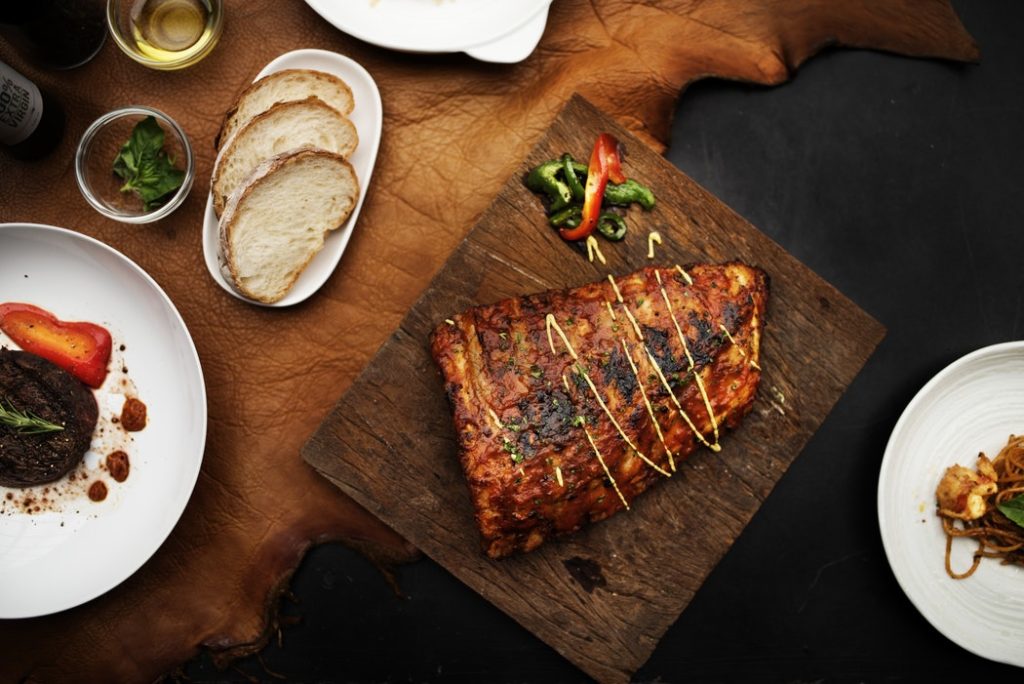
[0, 349, 98, 487]
[430, 263, 768, 558]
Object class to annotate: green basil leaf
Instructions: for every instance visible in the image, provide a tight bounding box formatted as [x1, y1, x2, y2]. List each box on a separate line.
[112, 115, 184, 212]
[997, 493, 1024, 529]
[132, 115, 166, 156]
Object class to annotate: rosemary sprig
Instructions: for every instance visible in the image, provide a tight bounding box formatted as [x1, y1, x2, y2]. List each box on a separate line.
[0, 399, 65, 435]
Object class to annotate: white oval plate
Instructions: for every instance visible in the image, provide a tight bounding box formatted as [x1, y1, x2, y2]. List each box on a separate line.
[304, 0, 552, 60]
[463, 4, 551, 64]
[201, 48, 382, 308]
[878, 341, 1024, 667]
[0, 223, 206, 618]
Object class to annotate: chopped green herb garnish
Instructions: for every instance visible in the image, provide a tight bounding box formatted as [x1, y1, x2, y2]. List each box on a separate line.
[113, 115, 185, 211]
[571, 415, 586, 427]
[529, 365, 543, 379]
[502, 437, 525, 464]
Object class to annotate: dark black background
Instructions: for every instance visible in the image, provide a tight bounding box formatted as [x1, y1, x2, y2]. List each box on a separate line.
[186, 1, 1023, 681]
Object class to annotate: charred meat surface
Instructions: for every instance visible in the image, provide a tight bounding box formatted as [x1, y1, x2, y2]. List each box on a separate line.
[0, 349, 98, 487]
[430, 263, 768, 558]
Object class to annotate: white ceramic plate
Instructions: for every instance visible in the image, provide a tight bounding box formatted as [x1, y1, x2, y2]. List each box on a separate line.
[878, 341, 1024, 667]
[201, 48, 382, 307]
[0, 223, 206, 618]
[304, 0, 552, 61]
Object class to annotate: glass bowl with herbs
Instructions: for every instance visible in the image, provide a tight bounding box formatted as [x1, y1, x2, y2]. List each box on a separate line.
[75, 106, 194, 223]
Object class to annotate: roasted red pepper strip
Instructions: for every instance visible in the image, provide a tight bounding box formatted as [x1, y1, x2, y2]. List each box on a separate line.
[0, 303, 112, 388]
[560, 133, 626, 240]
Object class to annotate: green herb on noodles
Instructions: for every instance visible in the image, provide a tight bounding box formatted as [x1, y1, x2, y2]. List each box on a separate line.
[0, 398, 64, 434]
[113, 115, 185, 211]
[997, 494, 1024, 529]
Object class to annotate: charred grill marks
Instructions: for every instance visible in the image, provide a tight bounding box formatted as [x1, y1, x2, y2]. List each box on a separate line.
[430, 263, 767, 558]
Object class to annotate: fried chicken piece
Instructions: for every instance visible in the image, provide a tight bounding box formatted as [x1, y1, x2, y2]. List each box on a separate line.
[936, 454, 999, 521]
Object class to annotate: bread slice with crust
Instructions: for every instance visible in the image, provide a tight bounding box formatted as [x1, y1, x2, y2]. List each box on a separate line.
[217, 69, 355, 149]
[219, 149, 359, 304]
[212, 97, 358, 216]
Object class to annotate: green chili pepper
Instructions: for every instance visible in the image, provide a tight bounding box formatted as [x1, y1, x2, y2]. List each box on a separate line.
[597, 212, 627, 241]
[527, 151, 655, 245]
[561, 153, 585, 201]
[526, 160, 573, 211]
[549, 205, 582, 228]
[604, 179, 656, 210]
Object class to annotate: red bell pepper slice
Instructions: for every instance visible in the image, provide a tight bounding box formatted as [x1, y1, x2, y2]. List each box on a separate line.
[560, 133, 626, 241]
[0, 303, 112, 388]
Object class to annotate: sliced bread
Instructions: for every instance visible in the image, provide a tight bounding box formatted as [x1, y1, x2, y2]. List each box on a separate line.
[219, 149, 359, 304]
[217, 69, 355, 149]
[212, 97, 358, 216]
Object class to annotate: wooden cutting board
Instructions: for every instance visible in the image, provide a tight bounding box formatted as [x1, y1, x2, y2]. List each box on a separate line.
[303, 95, 885, 683]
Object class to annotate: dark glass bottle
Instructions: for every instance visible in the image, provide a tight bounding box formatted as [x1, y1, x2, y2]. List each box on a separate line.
[0, 0, 106, 70]
[0, 61, 65, 160]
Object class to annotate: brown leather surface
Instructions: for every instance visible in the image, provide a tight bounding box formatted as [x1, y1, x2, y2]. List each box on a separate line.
[0, 1, 975, 681]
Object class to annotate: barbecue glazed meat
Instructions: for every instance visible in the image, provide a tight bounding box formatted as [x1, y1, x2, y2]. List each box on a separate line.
[0, 349, 98, 487]
[430, 263, 768, 558]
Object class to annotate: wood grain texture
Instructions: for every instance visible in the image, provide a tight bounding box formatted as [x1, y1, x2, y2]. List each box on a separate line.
[303, 95, 886, 683]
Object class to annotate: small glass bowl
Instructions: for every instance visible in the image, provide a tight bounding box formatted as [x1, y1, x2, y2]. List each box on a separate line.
[75, 106, 195, 224]
[106, 0, 224, 71]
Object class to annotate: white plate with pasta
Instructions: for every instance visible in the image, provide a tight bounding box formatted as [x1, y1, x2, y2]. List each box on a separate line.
[878, 340, 1024, 667]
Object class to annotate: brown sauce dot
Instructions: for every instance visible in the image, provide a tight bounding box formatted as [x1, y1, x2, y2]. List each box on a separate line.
[121, 397, 147, 432]
[107, 451, 130, 483]
[88, 481, 108, 502]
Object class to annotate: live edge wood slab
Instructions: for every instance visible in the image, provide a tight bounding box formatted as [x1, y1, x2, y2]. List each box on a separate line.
[303, 95, 886, 683]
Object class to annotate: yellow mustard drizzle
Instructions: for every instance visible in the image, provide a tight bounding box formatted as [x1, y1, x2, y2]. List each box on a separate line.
[583, 427, 630, 510]
[620, 338, 676, 472]
[604, 299, 617, 321]
[607, 274, 643, 340]
[555, 465, 564, 487]
[547, 314, 670, 477]
[643, 346, 720, 452]
[607, 273, 625, 303]
[487, 408, 504, 432]
[647, 231, 662, 259]
[609, 272, 719, 453]
[750, 359, 761, 370]
[718, 323, 746, 357]
[575, 363, 670, 476]
[445, 318, 455, 326]
[586, 235, 607, 265]
[546, 313, 579, 360]
[674, 264, 693, 285]
[655, 270, 721, 445]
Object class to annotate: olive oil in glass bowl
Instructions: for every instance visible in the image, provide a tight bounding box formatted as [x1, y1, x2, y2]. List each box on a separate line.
[106, 0, 223, 70]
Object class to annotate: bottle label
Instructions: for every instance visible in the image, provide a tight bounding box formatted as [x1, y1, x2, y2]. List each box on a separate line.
[0, 62, 43, 146]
